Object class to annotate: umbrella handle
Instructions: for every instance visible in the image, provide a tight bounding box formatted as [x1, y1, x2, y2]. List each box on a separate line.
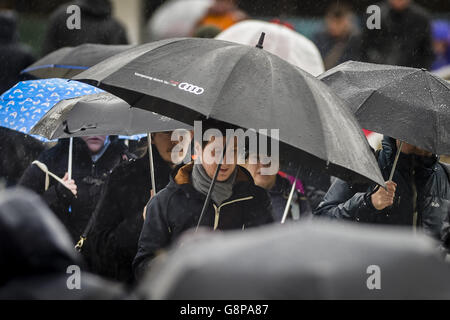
[281, 167, 300, 224]
[68, 137, 73, 180]
[388, 141, 403, 184]
[195, 136, 231, 232]
[147, 133, 157, 195]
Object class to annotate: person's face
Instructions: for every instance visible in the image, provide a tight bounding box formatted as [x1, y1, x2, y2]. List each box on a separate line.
[196, 136, 237, 181]
[326, 16, 351, 38]
[388, 0, 411, 11]
[81, 136, 107, 154]
[245, 158, 278, 190]
[433, 40, 447, 55]
[152, 131, 178, 164]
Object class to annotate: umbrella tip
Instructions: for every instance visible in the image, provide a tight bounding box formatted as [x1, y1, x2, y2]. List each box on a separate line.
[256, 32, 265, 49]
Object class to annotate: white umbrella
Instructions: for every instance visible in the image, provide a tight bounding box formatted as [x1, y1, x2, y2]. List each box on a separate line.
[147, 0, 213, 41]
[215, 19, 325, 76]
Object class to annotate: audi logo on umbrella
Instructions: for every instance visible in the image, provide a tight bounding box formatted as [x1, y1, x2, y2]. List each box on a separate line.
[178, 82, 205, 95]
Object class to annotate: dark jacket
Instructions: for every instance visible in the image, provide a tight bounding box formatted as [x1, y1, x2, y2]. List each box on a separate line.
[42, 0, 128, 55]
[89, 146, 173, 283]
[361, 2, 434, 69]
[0, 11, 35, 94]
[439, 163, 450, 249]
[314, 137, 450, 240]
[269, 174, 314, 221]
[313, 29, 362, 70]
[18, 137, 130, 267]
[133, 163, 274, 279]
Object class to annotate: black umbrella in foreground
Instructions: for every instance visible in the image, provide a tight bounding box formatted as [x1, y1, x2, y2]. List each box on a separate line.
[318, 60, 450, 155]
[136, 221, 450, 299]
[21, 44, 134, 79]
[73, 37, 384, 186]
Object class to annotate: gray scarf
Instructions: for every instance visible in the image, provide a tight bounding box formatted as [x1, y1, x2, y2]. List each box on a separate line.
[191, 164, 237, 206]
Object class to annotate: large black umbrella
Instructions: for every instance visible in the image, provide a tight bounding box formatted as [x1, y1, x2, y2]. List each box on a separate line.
[21, 44, 134, 79]
[318, 60, 450, 155]
[73, 37, 384, 187]
[135, 221, 450, 299]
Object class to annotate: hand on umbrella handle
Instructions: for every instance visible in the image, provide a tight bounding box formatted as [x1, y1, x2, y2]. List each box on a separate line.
[371, 180, 396, 211]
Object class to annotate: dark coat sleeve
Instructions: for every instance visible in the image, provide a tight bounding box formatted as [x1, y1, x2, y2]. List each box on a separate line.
[313, 178, 379, 222]
[18, 162, 73, 215]
[132, 191, 172, 280]
[246, 187, 274, 227]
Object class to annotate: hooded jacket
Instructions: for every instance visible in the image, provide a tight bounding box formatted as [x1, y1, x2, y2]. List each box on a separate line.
[133, 162, 274, 279]
[314, 137, 450, 240]
[19, 137, 131, 267]
[42, 0, 128, 55]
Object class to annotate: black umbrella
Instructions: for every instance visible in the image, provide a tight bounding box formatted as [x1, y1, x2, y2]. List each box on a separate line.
[73, 37, 384, 186]
[318, 60, 450, 155]
[136, 221, 450, 299]
[21, 43, 134, 79]
[74, 36, 385, 227]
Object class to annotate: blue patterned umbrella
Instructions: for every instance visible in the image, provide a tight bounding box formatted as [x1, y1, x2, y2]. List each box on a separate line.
[0, 78, 103, 142]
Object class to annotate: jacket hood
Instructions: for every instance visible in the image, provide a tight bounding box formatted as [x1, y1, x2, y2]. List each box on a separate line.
[76, 0, 112, 18]
[0, 10, 18, 43]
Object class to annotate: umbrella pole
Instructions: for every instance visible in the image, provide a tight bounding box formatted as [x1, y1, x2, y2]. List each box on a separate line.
[281, 167, 300, 224]
[388, 141, 403, 182]
[68, 137, 73, 180]
[195, 137, 230, 232]
[147, 133, 157, 194]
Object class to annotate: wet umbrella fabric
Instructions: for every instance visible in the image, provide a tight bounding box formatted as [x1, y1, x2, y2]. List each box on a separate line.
[318, 61, 450, 155]
[74, 37, 384, 186]
[0, 78, 103, 142]
[29, 92, 192, 140]
[21, 44, 134, 79]
[136, 221, 450, 299]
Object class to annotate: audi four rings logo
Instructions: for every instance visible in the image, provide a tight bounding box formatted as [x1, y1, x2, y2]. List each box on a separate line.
[178, 82, 205, 95]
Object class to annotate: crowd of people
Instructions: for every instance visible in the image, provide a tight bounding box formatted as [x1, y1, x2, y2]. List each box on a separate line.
[0, 0, 449, 298]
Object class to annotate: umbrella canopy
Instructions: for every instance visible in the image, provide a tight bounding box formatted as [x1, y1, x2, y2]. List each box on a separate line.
[29, 92, 192, 140]
[215, 19, 325, 76]
[136, 221, 450, 299]
[0, 78, 102, 141]
[147, 0, 213, 41]
[21, 44, 134, 79]
[74, 38, 384, 186]
[318, 61, 450, 155]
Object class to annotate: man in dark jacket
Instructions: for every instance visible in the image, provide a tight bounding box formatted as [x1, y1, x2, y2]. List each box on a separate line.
[42, 0, 128, 55]
[133, 125, 274, 279]
[439, 163, 450, 250]
[89, 132, 181, 284]
[361, 0, 434, 69]
[313, 3, 362, 70]
[0, 10, 35, 94]
[19, 136, 131, 269]
[314, 137, 450, 240]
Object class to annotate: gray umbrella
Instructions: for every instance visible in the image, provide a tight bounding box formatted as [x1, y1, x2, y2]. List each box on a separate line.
[318, 60, 450, 155]
[29, 92, 191, 139]
[73, 37, 384, 187]
[136, 221, 450, 299]
[21, 44, 134, 79]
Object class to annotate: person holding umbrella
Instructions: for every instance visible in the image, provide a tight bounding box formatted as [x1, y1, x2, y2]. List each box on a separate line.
[88, 131, 189, 283]
[19, 135, 132, 270]
[314, 137, 450, 240]
[132, 120, 274, 279]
